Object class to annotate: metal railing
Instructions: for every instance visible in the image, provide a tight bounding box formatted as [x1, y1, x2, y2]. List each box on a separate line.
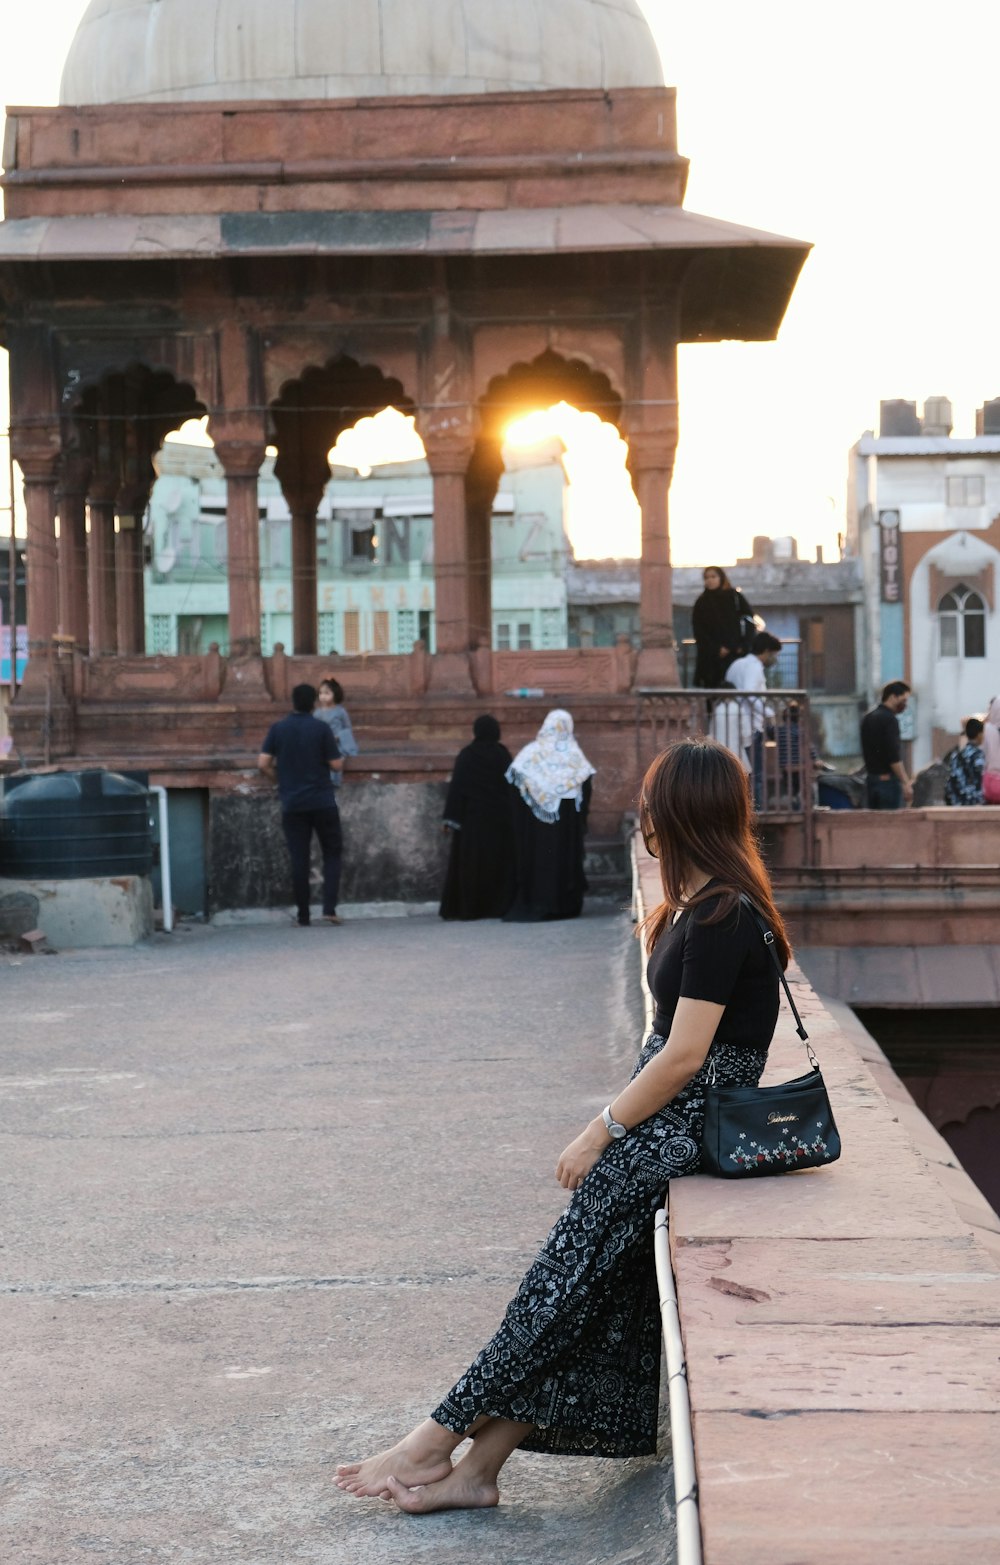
[635, 688, 816, 844]
[677, 638, 803, 692]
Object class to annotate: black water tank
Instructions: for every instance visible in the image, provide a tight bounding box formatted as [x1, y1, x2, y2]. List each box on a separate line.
[0, 771, 153, 880]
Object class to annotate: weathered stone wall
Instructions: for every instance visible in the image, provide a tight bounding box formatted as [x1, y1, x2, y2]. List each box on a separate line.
[208, 781, 450, 912]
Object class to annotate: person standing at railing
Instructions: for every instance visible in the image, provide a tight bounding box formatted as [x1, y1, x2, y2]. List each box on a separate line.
[716, 632, 782, 802]
[943, 717, 985, 806]
[691, 565, 756, 688]
[860, 681, 913, 809]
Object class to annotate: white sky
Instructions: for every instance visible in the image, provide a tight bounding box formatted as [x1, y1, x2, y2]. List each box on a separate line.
[2, 0, 1000, 565]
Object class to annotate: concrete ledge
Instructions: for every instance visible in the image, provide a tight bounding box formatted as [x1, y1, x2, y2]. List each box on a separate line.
[0, 875, 153, 949]
[635, 843, 1000, 1564]
[211, 901, 439, 926]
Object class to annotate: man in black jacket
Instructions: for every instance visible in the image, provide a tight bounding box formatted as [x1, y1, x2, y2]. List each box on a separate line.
[258, 684, 344, 925]
[860, 680, 913, 809]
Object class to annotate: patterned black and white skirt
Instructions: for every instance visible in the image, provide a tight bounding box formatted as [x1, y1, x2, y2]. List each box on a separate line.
[431, 1033, 768, 1458]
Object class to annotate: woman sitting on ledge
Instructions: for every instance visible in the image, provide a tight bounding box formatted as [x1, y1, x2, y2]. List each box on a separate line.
[335, 737, 787, 1513]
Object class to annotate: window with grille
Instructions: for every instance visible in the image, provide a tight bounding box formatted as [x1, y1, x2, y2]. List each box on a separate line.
[396, 609, 417, 652]
[372, 610, 390, 653]
[946, 474, 986, 507]
[150, 615, 173, 655]
[496, 622, 511, 651]
[343, 610, 360, 654]
[939, 585, 986, 658]
[804, 617, 825, 690]
[318, 613, 338, 655]
[517, 622, 533, 651]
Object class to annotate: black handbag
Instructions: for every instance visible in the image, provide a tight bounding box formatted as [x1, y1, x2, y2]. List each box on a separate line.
[700, 899, 842, 1178]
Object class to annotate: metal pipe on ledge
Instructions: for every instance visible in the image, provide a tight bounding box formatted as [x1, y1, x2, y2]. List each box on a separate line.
[149, 785, 173, 933]
[631, 829, 703, 1565]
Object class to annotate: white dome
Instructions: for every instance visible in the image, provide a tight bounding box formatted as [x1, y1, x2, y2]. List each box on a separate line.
[61, 0, 665, 106]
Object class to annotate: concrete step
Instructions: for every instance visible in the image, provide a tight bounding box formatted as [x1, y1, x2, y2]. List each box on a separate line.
[585, 835, 631, 899]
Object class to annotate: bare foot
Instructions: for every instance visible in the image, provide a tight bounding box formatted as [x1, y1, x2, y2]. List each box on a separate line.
[385, 1469, 500, 1514]
[335, 1429, 454, 1498]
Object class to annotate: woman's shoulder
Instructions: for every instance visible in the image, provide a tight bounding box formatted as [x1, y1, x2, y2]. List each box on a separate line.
[686, 889, 757, 945]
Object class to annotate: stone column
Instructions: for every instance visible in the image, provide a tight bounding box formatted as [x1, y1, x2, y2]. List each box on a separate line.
[56, 454, 91, 652]
[628, 434, 680, 687]
[629, 435, 685, 691]
[423, 439, 475, 692]
[87, 474, 119, 657]
[465, 454, 502, 653]
[285, 483, 325, 657]
[114, 486, 147, 655]
[215, 437, 265, 662]
[213, 429, 271, 700]
[18, 450, 60, 690]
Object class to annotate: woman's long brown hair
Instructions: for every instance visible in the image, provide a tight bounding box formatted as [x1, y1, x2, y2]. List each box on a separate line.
[637, 737, 791, 967]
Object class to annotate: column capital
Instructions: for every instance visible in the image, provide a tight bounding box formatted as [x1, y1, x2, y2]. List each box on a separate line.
[56, 452, 93, 501]
[420, 432, 475, 478]
[214, 438, 268, 481]
[14, 446, 61, 485]
[88, 472, 121, 507]
[623, 427, 679, 474]
[281, 479, 327, 519]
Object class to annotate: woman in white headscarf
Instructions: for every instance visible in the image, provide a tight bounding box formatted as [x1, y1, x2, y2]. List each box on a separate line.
[982, 696, 1000, 804]
[503, 708, 596, 921]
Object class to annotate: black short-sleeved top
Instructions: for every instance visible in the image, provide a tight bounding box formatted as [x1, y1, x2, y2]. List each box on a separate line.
[646, 890, 780, 1052]
[261, 711, 340, 813]
[860, 703, 902, 774]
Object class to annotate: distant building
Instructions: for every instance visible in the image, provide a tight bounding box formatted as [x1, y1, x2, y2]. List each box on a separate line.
[849, 396, 1000, 769]
[568, 543, 866, 758]
[146, 438, 571, 659]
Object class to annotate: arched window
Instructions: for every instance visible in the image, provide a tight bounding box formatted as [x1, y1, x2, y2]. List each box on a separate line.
[938, 585, 986, 658]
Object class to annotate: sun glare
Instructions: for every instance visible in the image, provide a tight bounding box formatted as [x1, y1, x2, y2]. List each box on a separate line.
[328, 408, 425, 474]
[505, 403, 640, 560]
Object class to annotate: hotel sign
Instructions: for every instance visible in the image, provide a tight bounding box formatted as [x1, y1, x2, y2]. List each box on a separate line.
[879, 510, 901, 602]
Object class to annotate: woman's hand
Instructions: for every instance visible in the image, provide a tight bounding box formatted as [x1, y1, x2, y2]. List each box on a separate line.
[556, 1121, 609, 1191]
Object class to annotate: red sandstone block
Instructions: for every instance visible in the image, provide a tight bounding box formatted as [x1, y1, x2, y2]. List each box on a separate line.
[674, 1236, 999, 1329]
[686, 1320, 1000, 1412]
[18, 929, 49, 955]
[694, 1410, 1000, 1565]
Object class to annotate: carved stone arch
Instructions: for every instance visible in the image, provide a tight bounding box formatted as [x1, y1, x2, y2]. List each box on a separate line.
[461, 351, 625, 649]
[57, 335, 217, 419]
[270, 353, 417, 501]
[476, 348, 624, 443]
[67, 363, 207, 657]
[70, 362, 207, 496]
[269, 355, 417, 656]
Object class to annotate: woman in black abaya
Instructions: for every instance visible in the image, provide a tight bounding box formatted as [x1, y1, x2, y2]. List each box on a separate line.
[439, 715, 515, 920]
[691, 566, 754, 688]
[503, 709, 596, 923]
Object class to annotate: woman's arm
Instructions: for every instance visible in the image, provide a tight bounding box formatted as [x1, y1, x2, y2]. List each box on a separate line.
[555, 997, 724, 1190]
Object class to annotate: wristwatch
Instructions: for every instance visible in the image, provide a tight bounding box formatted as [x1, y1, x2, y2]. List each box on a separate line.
[602, 1104, 628, 1140]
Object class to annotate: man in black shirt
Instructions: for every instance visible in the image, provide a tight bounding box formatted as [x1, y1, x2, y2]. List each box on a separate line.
[258, 684, 344, 925]
[860, 680, 913, 809]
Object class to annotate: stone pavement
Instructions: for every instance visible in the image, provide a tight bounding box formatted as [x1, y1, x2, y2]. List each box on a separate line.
[1, 909, 676, 1565]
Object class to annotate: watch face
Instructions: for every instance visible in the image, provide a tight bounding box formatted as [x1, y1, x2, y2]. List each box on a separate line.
[610, 1122, 627, 1139]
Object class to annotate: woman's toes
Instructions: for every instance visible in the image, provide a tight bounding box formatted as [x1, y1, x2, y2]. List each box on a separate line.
[386, 1476, 427, 1513]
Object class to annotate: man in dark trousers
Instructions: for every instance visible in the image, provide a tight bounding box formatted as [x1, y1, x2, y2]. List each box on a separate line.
[860, 680, 913, 809]
[258, 684, 344, 925]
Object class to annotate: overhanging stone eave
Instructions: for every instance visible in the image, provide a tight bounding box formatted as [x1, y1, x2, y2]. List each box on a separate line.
[0, 203, 811, 342]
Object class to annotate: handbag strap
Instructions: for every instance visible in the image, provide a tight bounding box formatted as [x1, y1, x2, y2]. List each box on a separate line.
[739, 895, 819, 1067]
